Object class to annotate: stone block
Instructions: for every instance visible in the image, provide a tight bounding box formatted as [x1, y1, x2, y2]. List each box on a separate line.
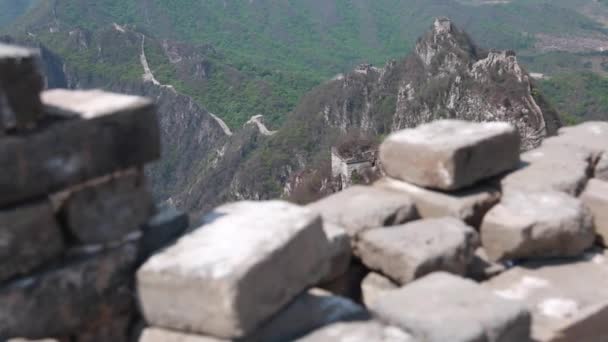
[295, 321, 416, 342]
[307, 185, 418, 239]
[467, 247, 506, 281]
[320, 223, 352, 283]
[139, 328, 225, 342]
[59, 170, 155, 244]
[581, 179, 608, 246]
[375, 177, 500, 227]
[139, 204, 189, 261]
[484, 251, 608, 342]
[500, 143, 594, 196]
[357, 218, 479, 285]
[0, 43, 44, 130]
[0, 89, 160, 207]
[371, 272, 531, 342]
[137, 201, 330, 339]
[246, 288, 369, 342]
[0, 242, 138, 340]
[379, 120, 520, 191]
[0, 199, 64, 282]
[481, 191, 595, 262]
[361, 272, 398, 308]
[544, 121, 608, 181]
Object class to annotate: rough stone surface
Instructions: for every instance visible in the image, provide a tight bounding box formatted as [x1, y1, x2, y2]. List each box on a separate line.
[581, 179, 608, 246]
[137, 201, 330, 339]
[60, 171, 155, 244]
[139, 204, 189, 261]
[320, 223, 352, 283]
[139, 328, 225, 342]
[0, 242, 138, 340]
[361, 272, 399, 308]
[295, 321, 416, 342]
[500, 143, 594, 196]
[0, 89, 160, 207]
[307, 185, 418, 239]
[246, 288, 369, 342]
[0, 199, 64, 282]
[543, 121, 608, 181]
[376, 177, 500, 227]
[481, 191, 595, 262]
[371, 272, 531, 342]
[485, 251, 608, 342]
[0, 43, 44, 130]
[379, 120, 520, 191]
[357, 218, 479, 285]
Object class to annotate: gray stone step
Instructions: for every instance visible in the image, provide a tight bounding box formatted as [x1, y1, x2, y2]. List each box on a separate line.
[0, 89, 160, 207]
[484, 251, 608, 342]
[380, 120, 520, 191]
[370, 272, 531, 342]
[295, 321, 416, 342]
[357, 217, 479, 285]
[481, 191, 595, 262]
[137, 201, 331, 339]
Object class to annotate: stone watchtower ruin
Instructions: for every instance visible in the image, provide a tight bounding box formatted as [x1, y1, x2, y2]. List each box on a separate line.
[331, 141, 378, 189]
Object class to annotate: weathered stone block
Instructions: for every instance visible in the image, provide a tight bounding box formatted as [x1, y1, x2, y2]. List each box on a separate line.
[375, 177, 500, 227]
[0, 242, 138, 340]
[320, 223, 352, 283]
[500, 143, 594, 196]
[0, 199, 64, 282]
[581, 179, 608, 246]
[246, 288, 369, 342]
[0, 89, 160, 207]
[485, 251, 608, 342]
[371, 272, 531, 342]
[295, 321, 416, 342]
[380, 120, 520, 191]
[137, 201, 330, 339]
[481, 191, 595, 262]
[139, 204, 189, 261]
[59, 170, 155, 244]
[544, 121, 608, 181]
[0, 43, 44, 130]
[307, 185, 418, 239]
[361, 272, 398, 308]
[357, 218, 479, 285]
[139, 328, 225, 342]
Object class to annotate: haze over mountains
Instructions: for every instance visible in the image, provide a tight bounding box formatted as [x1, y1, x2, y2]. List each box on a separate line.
[1, 0, 607, 212]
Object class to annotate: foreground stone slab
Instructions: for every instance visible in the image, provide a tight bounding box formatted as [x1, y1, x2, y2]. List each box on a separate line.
[137, 201, 330, 339]
[295, 321, 416, 342]
[358, 218, 479, 285]
[0, 242, 138, 340]
[0, 89, 159, 207]
[0, 43, 44, 130]
[0, 199, 64, 282]
[544, 121, 608, 181]
[321, 223, 352, 283]
[371, 272, 531, 342]
[246, 288, 369, 342]
[581, 179, 608, 246]
[139, 328, 225, 342]
[361, 272, 399, 308]
[376, 177, 500, 227]
[60, 170, 155, 244]
[380, 120, 520, 191]
[307, 185, 418, 239]
[485, 251, 608, 342]
[481, 191, 594, 262]
[500, 143, 594, 196]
